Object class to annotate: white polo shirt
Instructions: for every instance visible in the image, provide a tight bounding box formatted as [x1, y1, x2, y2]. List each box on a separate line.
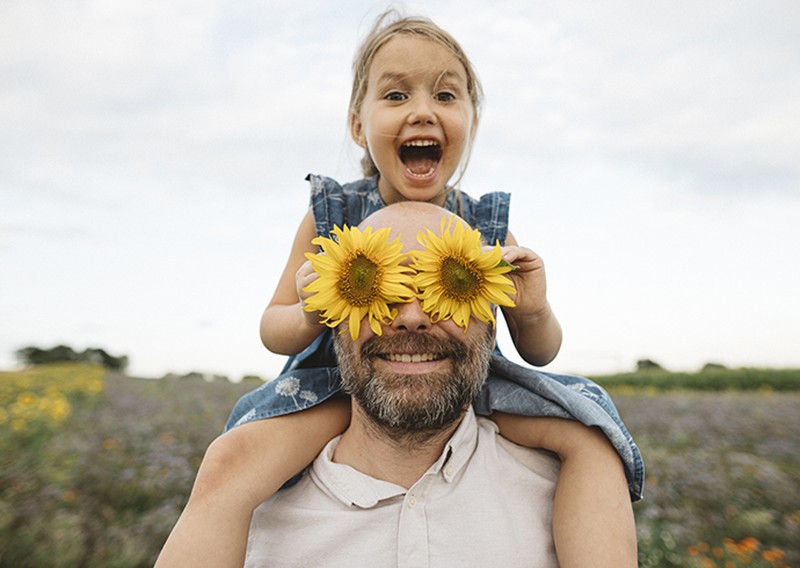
[245, 408, 560, 567]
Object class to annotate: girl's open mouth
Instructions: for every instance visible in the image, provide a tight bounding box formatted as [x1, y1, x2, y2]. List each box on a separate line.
[399, 140, 442, 177]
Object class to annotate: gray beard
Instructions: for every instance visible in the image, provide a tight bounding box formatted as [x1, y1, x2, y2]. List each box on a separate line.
[334, 329, 492, 445]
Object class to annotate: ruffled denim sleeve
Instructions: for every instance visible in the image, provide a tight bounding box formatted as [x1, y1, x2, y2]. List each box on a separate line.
[307, 174, 384, 239]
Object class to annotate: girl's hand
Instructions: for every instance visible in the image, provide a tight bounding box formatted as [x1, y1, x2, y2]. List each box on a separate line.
[296, 259, 323, 329]
[486, 231, 562, 366]
[493, 245, 549, 318]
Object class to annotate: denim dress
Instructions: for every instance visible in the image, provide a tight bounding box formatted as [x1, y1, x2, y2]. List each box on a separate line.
[227, 175, 644, 500]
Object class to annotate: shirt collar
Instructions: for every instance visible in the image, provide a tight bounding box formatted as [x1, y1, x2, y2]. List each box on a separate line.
[311, 408, 480, 508]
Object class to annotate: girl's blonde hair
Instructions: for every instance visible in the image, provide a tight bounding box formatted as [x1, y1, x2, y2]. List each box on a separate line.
[349, 10, 484, 180]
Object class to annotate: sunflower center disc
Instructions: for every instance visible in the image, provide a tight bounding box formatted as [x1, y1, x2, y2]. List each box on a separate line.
[341, 254, 380, 305]
[440, 257, 481, 300]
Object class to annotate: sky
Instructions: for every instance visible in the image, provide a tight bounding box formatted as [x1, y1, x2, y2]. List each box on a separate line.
[2, 0, 799, 380]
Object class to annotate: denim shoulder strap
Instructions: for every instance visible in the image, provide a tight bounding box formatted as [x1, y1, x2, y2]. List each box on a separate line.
[448, 190, 511, 246]
[307, 174, 383, 239]
[307, 174, 344, 239]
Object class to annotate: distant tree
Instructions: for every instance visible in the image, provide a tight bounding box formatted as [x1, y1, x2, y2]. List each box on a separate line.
[15, 345, 79, 365]
[636, 359, 664, 372]
[80, 347, 129, 371]
[15, 345, 128, 371]
[701, 362, 728, 372]
[241, 374, 264, 383]
[15, 346, 44, 364]
[181, 371, 207, 382]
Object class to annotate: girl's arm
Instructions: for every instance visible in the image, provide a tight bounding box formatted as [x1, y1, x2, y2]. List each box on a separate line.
[260, 208, 324, 355]
[490, 413, 638, 568]
[498, 230, 562, 366]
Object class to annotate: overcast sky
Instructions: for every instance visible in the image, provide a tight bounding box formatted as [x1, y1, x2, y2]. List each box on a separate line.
[2, 0, 799, 379]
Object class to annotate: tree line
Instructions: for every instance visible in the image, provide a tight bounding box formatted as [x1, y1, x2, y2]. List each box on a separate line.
[15, 345, 129, 371]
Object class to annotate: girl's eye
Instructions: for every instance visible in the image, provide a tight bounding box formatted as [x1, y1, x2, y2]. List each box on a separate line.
[435, 91, 456, 102]
[385, 91, 407, 101]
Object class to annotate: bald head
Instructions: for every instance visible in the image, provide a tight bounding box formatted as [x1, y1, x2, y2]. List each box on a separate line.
[358, 201, 468, 253]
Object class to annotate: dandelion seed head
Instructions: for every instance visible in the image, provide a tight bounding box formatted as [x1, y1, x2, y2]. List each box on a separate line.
[275, 377, 301, 397]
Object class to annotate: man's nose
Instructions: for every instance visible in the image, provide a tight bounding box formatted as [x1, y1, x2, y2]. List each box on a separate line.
[389, 299, 432, 333]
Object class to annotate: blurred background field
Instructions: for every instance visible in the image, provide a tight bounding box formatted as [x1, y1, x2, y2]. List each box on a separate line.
[1, 363, 798, 568]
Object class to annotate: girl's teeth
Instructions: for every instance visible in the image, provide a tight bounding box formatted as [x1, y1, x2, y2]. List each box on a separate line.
[403, 140, 438, 147]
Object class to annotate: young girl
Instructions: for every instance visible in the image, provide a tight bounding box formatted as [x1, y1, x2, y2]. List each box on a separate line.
[156, 11, 642, 568]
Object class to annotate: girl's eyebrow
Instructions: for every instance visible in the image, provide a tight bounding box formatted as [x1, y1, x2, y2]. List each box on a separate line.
[376, 71, 409, 85]
[376, 68, 466, 87]
[434, 70, 466, 87]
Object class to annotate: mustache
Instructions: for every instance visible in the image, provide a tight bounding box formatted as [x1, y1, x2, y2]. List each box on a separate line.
[360, 332, 468, 361]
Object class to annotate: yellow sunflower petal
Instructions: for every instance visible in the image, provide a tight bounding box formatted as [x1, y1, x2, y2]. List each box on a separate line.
[470, 297, 497, 326]
[368, 314, 384, 336]
[347, 306, 364, 340]
[454, 303, 472, 329]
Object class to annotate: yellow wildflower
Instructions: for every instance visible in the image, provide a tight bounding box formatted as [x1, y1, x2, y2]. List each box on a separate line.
[17, 392, 38, 407]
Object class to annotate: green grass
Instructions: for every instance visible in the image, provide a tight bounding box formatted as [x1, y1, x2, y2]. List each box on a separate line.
[592, 367, 800, 392]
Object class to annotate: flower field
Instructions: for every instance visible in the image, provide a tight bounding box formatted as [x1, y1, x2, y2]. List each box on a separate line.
[612, 391, 799, 567]
[1, 364, 253, 568]
[2, 364, 798, 567]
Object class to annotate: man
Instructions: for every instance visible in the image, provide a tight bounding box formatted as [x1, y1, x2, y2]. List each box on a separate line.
[243, 202, 562, 567]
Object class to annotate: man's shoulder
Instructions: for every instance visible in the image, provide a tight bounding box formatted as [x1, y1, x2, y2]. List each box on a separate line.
[475, 416, 561, 481]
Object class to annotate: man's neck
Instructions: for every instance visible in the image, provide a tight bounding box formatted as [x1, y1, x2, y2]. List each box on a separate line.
[331, 405, 464, 489]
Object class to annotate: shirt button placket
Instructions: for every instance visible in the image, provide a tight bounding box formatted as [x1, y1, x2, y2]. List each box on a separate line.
[397, 480, 432, 568]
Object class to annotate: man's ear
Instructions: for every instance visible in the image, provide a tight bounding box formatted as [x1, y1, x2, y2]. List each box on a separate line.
[350, 113, 367, 148]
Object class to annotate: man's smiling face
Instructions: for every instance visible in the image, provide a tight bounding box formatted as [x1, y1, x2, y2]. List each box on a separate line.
[333, 202, 495, 435]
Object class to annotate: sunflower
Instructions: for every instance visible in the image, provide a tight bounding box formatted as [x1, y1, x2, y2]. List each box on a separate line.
[411, 216, 516, 330]
[303, 225, 416, 340]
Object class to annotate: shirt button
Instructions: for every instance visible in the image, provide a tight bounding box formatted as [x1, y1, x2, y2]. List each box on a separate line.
[445, 466, 454, 477]
[407, 495, 417, 509]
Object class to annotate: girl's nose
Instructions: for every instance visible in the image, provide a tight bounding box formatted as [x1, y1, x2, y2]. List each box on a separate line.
[389, 299, 431, 333]
[407, 96, 437, 126]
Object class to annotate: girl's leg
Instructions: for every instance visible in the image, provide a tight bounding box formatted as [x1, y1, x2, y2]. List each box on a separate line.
[490, 413, 637, 568]
[154, 397, 351, 568]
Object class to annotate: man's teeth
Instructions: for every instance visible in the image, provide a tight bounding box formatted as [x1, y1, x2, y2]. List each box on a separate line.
[386, 353, 438, 363]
